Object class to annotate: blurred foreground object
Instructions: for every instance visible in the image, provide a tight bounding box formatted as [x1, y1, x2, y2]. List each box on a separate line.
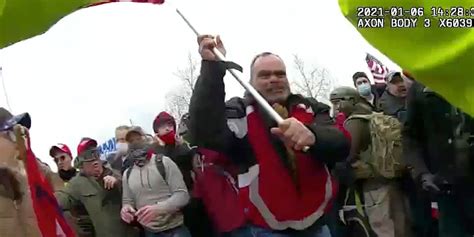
[13, 124, 75, 236]
[0, 0, 165, 48]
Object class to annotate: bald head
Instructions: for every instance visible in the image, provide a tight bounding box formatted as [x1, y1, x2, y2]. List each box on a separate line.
[250, 52, 285, 81]
[249, 52, 290, 104]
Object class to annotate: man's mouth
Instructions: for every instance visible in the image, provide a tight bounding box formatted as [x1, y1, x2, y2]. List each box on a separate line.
[269, 88, 285, 94]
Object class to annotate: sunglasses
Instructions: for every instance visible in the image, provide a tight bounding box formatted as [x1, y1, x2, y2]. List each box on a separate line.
[129, 148, 149, 159]
[78, 148, 100, 161]
[54, 155, 69, 163]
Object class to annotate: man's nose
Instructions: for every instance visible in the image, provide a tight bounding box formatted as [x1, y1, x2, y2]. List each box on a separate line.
[269, 75, 283, 84]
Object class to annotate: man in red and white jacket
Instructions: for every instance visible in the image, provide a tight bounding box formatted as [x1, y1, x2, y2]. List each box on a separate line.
[188, 35, 350, 236]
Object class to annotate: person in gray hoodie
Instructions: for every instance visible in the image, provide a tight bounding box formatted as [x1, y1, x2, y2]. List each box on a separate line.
[121, 142, 190, 237]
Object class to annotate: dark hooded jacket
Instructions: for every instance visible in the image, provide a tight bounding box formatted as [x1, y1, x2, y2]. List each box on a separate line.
[402, 81, 474, 185]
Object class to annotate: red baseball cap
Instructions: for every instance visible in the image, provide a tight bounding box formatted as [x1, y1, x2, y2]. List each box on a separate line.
[77, 137, 98, 156]
[49, 143, 72, 158]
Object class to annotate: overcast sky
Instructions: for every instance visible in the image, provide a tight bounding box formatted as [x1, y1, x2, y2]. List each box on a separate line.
[0, 0, 399, 170]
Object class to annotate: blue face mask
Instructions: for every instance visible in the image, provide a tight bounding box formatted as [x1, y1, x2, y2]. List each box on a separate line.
[357, 83, 372, 96]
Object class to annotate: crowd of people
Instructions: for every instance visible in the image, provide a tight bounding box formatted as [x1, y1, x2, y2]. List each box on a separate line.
[0, 34, 473, 237]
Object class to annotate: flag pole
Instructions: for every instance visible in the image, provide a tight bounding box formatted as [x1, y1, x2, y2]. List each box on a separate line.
[0, 66, 13, 111]
[175, 8, 310, 151]
[175, 9, 284, 125]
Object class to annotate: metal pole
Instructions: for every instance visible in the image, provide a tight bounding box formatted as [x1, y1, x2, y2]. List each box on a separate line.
[175, 8, 310, 151]
[175, 9, 284, 124]
[0, 66, 13, 111]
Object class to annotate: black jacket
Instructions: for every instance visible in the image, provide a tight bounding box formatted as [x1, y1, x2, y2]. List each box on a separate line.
[189, 60, 350, 170]
[402, 81, 474, 184]
[372, 83, 386, 98]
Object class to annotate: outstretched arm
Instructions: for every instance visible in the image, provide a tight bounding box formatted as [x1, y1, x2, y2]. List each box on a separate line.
[307, 122, 351, 166]
[189, 60, 236, 154]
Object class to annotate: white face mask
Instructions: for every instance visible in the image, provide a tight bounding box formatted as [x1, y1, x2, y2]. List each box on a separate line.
[116, 142, 128, 153]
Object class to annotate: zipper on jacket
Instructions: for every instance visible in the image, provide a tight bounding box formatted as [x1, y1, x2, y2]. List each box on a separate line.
[146, 167, 152, 189]
[140, 169, 145, 188]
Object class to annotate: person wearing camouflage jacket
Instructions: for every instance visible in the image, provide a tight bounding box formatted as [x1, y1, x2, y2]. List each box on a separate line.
[55, 138, 138, 237]
[330, 87, 413, 237]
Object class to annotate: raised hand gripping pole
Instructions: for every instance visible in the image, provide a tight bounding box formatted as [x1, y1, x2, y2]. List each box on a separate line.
[175, 9, 283, 124]
[13, 125, 28, 162]
[176, 8, 310, 152]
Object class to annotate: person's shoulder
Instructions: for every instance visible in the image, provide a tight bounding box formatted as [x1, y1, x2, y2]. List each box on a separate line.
[225, 96, 245, 106]
[225, 96, 246, 118]
[294, 95, 331, 115]
[406, 81, 427, 101]
[160, 154, 173, 163]
[66, 174, 85, 186]
[346, 111, 373, 123]
[313, 101, 331, 115]
[175, 142, 191, 152]
[407, 80, 423, 92]
[345, 115, 369, 124]
[344, 115, 371, 135]
[105, 152, 118, 162]
[159, 155, 178, 168]
[378, 91, 388, 103]
[49, 173, 66, 190]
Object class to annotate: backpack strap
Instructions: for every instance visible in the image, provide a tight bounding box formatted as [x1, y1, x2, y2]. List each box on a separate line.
[125, 167, 133, 185]
[344, 113, 373, 128]
[347, 113, 375, 120]
[124, 154, 167, 186]
[154, 153, 167, 185]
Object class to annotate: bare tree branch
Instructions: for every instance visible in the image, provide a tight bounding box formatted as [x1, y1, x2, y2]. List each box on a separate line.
[291, 54, 333, 101]
[165, 52, 200, 121]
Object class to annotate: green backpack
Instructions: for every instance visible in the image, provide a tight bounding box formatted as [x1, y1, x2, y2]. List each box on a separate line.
[346, 113, 405, 179]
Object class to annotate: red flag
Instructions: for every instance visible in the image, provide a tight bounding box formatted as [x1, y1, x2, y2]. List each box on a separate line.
[24, 134, 75, 237]
[89, 0, 165, 7]
[365, 53, 389, 84]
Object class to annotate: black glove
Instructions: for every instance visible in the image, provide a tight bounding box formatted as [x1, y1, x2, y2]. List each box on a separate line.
[420, 173, 441, 195]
